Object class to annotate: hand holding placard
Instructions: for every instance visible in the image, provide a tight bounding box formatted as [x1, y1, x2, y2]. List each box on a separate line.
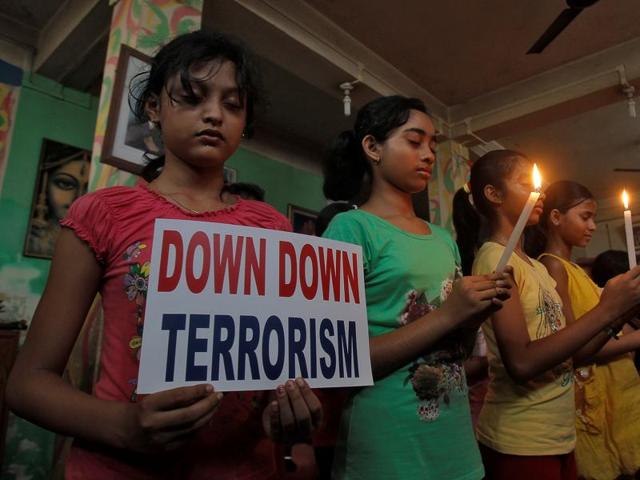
[264, 378, 323, 443]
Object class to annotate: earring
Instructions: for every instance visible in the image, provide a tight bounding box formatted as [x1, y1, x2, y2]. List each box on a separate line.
[372, 157, 381, 166]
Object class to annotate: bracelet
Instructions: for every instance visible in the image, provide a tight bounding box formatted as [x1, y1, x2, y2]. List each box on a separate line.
[604, 325, 621, 340]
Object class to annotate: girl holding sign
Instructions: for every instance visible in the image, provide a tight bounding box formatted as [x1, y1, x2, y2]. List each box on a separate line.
[526, 180, 640, 480]
[7, 31, 322, 479]
[454, 150, 640, 479]
[322, 95, 512, 480]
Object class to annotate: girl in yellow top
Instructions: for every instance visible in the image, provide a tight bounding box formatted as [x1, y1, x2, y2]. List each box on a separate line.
[453, 150, 640, 480]
[527, 180, 640, 480]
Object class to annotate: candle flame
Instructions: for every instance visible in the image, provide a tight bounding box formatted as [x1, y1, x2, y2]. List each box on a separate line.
[533, 164, 542, 191]
[623, 189, 630, 210]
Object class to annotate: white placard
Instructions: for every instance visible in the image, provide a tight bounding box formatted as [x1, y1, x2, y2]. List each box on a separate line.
[137, 219, 373, 393]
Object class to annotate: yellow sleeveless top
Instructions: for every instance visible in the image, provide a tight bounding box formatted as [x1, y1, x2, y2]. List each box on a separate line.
[540, 253, 640, 479]
[474, 243, 575, 456]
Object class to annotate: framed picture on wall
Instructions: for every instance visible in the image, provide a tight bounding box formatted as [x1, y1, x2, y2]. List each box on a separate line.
[24, 139, 91, 259]
[287, 204, 318, 236]
[102, 45, 160, 175]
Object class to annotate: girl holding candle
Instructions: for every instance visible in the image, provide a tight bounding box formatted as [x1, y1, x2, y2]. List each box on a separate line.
[526, 180, 640, 480]
[453, 150, 640, 480]
[322, 95, 512, 479]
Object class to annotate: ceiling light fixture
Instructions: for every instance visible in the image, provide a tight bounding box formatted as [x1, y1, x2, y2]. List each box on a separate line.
[623, 84, 636, 118]
[617, 65, 637, 119]
[339, 64, 365, 116]
[340, 80, 360, 116]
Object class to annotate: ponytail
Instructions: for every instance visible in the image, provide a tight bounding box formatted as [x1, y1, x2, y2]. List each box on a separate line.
[453, 187, 482, 275]
[141, 154, 165, 182]
[523, 224, 547, 259]
[453, 149, 530, 274]
[323, 130, 370, 201]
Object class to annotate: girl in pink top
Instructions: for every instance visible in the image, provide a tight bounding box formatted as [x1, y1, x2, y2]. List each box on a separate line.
[7, 31, 322, 479]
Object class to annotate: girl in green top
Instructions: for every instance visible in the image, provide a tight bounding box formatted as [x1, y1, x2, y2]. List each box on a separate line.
[322, 95, 512, 480]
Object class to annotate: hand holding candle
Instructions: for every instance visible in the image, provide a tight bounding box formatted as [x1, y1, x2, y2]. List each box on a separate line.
[622, 189, 637, 269]
[496, 164, 542, 272]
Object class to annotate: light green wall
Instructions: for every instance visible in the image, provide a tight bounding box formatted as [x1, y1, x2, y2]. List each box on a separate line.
[0, 74, 98, 479]
[227, 147, 325, 215]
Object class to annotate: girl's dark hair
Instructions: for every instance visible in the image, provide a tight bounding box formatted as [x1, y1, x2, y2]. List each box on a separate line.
[453, 149, 529, 274]
[130, 30, 263, 182]
[524, 180, 595, 258]
[220, 182, 265, 201]
[323, 95, 428, 201]
[315, 202, 356, 237]
[591, 250, 628, 287]
[453, 188, 481, 275]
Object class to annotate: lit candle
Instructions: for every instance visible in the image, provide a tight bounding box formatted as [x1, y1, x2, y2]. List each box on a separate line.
[496, 164, 542, 272]
[622, 189, 637, 269]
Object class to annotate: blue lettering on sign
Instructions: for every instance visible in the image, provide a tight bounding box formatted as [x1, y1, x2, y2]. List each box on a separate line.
[262, 315, 285, 380]
[158, 313, 360, 385]
[238, 315, 260, 380]
[337, 320, 359, 378]
[288, 317, 308, 378]
[319, 318, 336, 378]
[211, 314, 235, 381]
[161, 313, 186, 381]
[309, 317, 317, 379]
[186, 314, 209, 381]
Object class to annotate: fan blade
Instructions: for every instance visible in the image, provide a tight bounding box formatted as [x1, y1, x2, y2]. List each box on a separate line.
[567, 0, 598, 8]
[527, 7, 582, 54]
[614, 168, 640, 172]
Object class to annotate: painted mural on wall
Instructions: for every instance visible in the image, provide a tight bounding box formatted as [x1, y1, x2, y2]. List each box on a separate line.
[0, 83, 19, 196]
[429, 140, 471, 233]
[24, 140, 91, 259]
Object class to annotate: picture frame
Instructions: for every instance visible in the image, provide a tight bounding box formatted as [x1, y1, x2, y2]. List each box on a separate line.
[287, 204, 318, 236]
[24, 139, 91, 259]
[102, 45, 159, 175]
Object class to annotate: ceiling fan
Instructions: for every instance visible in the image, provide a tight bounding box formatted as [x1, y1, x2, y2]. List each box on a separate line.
[527, 0, 600, 54]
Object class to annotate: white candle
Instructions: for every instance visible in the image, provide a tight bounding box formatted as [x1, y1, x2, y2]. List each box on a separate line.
[496, 164, 542, 272]
[622, 189, 637, 269]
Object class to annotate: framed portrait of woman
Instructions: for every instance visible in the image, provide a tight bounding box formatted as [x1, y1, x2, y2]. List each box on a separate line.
[102, 45, 160, 175]
[24, 139, 91, 259]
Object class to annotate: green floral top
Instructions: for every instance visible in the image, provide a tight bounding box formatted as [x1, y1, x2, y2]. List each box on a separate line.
[323, 210, 483, 480]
